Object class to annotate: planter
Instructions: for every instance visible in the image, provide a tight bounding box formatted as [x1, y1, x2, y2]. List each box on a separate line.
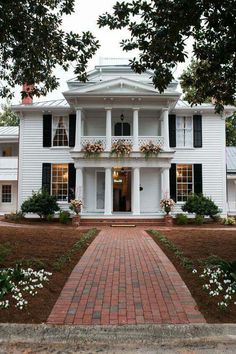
[164, 214, 173, 226]
[72, 215, 81, 227]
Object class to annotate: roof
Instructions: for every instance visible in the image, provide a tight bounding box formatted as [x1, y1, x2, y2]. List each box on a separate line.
[12, 99, 70, 111]
[0, 126, 19, 136]
[226, 147, 236, 173]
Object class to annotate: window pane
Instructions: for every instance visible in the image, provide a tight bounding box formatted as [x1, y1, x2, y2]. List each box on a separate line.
[53, 116, 69, 147]
[176, 164, 193, 202]
[51, 164, 68, 202]
[2, 185, 12, 203]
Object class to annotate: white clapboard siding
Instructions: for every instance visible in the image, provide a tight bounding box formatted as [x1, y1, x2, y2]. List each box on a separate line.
[18, 113, 74, 207]
[173, 114, 226, 213]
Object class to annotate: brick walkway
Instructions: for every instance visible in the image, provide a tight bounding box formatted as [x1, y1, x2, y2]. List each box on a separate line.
[47, 228, 205, 325]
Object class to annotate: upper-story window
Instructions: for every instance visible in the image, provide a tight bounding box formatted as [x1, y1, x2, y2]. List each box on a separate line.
[176, 116, 193, 147]
[53, 116, 69, 146]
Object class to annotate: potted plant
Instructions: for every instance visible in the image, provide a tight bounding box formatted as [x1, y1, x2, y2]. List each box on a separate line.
[82, 141, 104, 158]
[110, 140, 132, 158]
[160, 198, 175, 225]
[70, 199, 83, 226]
[140, 142, 162, 158]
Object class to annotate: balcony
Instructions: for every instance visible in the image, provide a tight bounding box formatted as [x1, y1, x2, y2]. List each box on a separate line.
[80, 136, 165, 151]
[0, 157, 18, 180]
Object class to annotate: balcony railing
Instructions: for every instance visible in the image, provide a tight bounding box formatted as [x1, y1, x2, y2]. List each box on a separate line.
[0, 157, 18, 180]
[80, 136, 165, 151]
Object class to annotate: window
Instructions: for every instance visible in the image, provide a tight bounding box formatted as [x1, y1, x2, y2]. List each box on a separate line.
[52, 116, 69, 146]
[176, 116, 193, 147]
[51, 164, 68, 201]
[2, 185, 12, 203]
[2, 147, 12, 157]
[176, 164, 193, 202]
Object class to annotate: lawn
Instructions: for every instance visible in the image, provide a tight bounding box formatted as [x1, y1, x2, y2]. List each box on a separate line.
[0, 226, 97, 323]
[149, 229, 236, 323]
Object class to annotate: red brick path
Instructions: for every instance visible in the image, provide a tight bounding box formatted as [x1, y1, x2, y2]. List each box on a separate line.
[47, 228, 205, 325]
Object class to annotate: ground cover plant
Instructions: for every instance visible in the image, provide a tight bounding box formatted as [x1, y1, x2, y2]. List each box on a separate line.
[0, 226, 97, 323]
[148, 229, 236, 323]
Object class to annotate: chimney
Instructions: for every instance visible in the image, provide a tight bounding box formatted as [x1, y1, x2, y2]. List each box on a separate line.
[22, 83, 33, 104]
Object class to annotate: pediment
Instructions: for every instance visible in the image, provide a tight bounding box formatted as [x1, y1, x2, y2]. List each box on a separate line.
[64, 77, 160, 96]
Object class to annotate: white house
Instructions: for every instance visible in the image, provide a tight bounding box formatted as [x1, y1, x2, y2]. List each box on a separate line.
[0, 126, 18, 213]
[227, 147, 236, 215]
[12, 58, 234, 219]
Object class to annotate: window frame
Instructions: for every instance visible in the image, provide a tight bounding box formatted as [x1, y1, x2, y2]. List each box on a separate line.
[176, 116, 193, 148]
[52, 115, 69, 147]
[176, 164, 194, 203]
[1, 184, 12, 204]
[51, 164, 68, 203]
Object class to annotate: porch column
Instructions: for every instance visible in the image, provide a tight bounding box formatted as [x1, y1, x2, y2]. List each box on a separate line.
[133, 109, 139, 151]
[161, 168, 170, 198]
[106, 108, 112, 151]
[162, 108, 169, 151]
[132, 167, 140, 215]
[75, 109, 82, 151]
[104, 167, 112, 215]
[76, 167, 83, 210]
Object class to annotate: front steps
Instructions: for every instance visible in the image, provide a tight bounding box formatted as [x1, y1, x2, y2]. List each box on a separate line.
[79, 218, 166, 227]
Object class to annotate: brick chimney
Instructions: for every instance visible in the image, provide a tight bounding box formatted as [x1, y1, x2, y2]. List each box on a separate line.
[22, 83, 33, 104]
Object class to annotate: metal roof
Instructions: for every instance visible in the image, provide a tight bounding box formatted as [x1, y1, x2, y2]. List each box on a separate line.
[0, 126, 19, 136]
[226, 147, 236, 173]
[12, 99, 69, 110]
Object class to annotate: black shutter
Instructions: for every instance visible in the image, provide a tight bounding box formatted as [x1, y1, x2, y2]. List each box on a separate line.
[68, 163, 76, 202]
[169, 164, 176, 202]
[42, 163, 51, 194]
[194, 164, 203, 194]
[169, 114, 176, 147]
[69, 114, 76, 147]
[43, 114, 52, 147]
[193, 115, 202, 148]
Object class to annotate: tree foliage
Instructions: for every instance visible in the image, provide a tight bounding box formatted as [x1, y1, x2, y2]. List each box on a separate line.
[0, 0, 99, 100]
[226, 113, 236, 146]
[0, 104, 19, 126]
[182, 194, 220, 219]
[98, 0, 236, 113]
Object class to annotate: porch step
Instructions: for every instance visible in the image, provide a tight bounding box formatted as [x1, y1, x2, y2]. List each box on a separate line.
[79, 218, 165, 227]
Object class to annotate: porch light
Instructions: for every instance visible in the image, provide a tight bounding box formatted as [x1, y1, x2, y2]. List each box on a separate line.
[113, 170, 119, 179]
[120, 113, 124, 121]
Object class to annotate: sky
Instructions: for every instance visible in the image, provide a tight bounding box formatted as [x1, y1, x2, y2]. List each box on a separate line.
[10, 0, 192, 105]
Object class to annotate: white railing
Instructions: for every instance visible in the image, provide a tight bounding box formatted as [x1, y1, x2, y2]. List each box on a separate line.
[81, 136, 106, 149]
[111, 136, 134, 146]
[138, 136, 164, 148]
[0, 157, 18, 169]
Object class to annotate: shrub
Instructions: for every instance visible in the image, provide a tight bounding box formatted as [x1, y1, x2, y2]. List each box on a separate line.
[59, 210, 71, 224]
[4, 211, 25, 222]
[175, 213, 188, 225]
[46, 214, 54, 222]
[182, 194, 220, 219]
[21, 189, 60, 219]
[194, 214, 205, 225]
[221, 217, 236, 225]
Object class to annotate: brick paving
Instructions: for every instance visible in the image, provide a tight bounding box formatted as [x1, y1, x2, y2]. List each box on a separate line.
[47, 227, 205, 325]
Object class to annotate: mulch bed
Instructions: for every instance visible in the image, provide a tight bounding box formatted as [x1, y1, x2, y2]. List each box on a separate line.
[150, 229, 236, 323]
[0, 226, 97, 323]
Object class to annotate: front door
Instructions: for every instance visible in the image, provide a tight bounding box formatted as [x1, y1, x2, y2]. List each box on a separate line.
[113, 168, 131, 212]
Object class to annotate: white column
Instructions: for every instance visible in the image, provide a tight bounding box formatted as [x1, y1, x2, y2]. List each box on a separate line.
[104, 167, 112, 215]
[162, 108, 169, 151]
[132, 167, 140, 215]
[161, 168, 170, 199]
[76, 168, 83, 210]
[75, 109, 82, 151]
[133, 109, 139, 151]
[106, 108, 112, 151]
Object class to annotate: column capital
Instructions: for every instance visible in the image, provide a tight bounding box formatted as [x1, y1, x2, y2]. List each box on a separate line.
[161, 107, 169, 113]
[132, 107, 140, 111]
[104, 107, 112, 111]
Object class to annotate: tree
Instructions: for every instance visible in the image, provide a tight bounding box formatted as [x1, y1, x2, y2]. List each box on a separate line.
[0, 1, 99, 100]
[98, 0, 236, 113]
[226, 113, 236, 146]
[182, 194, 220, 219]
[0, 104, 19, 126]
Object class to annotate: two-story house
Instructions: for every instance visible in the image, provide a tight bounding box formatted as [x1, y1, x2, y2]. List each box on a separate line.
[0, 126, 18, 213]
[12, 58, 234, 220]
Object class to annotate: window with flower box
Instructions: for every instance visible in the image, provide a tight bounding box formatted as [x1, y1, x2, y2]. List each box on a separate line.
[176, 164, 193, 202]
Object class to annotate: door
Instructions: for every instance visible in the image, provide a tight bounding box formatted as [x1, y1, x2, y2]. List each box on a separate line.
[114, 122, 131, 136]
[113, 168, 131, 212]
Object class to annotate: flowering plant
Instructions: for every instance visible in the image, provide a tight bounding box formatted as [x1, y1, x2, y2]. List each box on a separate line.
[111, 140, 132, 157]
[160, 198, 175, 215]
[82, 141, 104, 158]
[140, 142, 162, 158]
[69, 199, 83, 214]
